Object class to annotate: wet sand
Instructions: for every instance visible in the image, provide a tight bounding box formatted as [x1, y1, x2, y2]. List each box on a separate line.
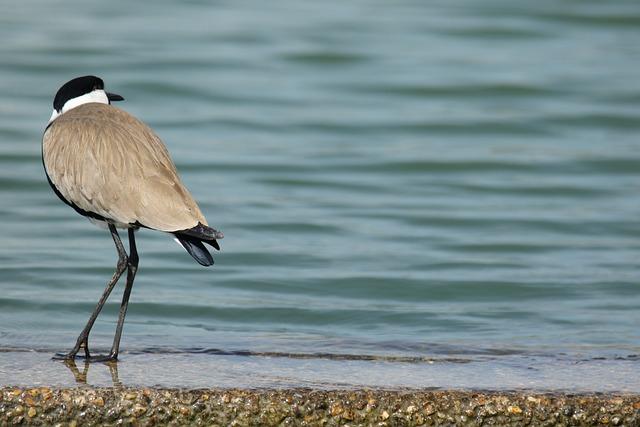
[2, 386, 639, 426]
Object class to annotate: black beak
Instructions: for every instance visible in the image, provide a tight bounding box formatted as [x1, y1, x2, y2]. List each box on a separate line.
[107, 92, 124, 102]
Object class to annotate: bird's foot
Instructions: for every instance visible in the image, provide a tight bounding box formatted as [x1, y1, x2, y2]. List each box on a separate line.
[52, 352, 76, 361]
[52, 352, 118, 363]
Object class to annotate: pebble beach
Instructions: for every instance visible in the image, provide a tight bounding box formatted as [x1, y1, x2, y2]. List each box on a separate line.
[2, 387, 639, 426]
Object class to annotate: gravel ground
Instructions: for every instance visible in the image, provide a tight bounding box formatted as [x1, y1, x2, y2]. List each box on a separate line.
[1, 387, 639, 426]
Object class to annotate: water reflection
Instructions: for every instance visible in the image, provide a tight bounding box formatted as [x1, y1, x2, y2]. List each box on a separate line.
[62, 359, 121, 387]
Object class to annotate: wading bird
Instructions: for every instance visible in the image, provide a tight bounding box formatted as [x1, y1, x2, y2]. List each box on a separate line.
[42, 75, 223, 361]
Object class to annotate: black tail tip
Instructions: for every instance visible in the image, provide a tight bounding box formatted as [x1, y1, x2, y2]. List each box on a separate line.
[179, 222, 223, 240]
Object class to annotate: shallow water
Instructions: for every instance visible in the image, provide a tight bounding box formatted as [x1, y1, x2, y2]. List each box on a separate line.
[2, 350, 639, 392]
[1, 0, 639, 390]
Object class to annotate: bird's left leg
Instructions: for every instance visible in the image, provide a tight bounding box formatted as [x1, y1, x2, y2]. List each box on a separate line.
[108, 228, 139, 360]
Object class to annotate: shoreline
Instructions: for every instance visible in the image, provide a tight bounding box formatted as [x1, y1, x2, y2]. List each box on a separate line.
[2, 387, 639, 426]
[3, 350, 639, 393]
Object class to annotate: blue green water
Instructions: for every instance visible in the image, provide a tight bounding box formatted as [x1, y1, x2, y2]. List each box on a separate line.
[1, 0, 639, 390]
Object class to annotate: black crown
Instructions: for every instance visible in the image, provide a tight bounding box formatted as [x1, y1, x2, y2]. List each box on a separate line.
[53, 76, 104, 112]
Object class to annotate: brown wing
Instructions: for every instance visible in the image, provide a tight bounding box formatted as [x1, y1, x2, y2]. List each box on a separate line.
[42, 103, 208, 232]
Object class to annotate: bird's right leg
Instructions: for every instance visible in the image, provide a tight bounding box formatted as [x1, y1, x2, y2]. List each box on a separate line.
[57, 224, 128, 360]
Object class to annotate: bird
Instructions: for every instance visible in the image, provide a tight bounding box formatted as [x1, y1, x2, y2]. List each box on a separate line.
[42, 75, 223, 361]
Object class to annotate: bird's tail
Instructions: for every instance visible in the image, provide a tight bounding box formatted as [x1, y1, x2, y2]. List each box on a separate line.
[174, 222, 223, 267]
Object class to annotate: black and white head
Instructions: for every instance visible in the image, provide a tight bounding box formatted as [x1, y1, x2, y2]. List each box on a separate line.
[49, 75, 124, 123]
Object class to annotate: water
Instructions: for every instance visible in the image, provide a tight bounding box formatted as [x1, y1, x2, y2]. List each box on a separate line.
[1, 0, 639, 391]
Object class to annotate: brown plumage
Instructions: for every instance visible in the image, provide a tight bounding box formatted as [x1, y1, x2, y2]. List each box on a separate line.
[43, 103, 207, 232]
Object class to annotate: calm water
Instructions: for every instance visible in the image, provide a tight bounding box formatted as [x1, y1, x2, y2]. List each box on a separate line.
[1, 0, 639, 390]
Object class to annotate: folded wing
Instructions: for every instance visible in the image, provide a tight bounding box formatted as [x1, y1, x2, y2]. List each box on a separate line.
[42, 103, 208, 232]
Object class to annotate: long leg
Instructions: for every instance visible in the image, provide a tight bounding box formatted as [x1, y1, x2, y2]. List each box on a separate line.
[59, 224, 128, 360]
[109, 228, 139, 359]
